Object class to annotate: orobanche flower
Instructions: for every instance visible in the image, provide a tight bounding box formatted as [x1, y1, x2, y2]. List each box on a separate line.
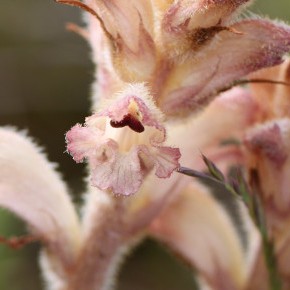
[63, 0, 290, 195]
[66, 84, 181, 195]
[242, 60, 290, 290]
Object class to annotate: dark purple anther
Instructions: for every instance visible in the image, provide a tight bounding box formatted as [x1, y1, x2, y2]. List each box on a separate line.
[110, 114, 145, 133]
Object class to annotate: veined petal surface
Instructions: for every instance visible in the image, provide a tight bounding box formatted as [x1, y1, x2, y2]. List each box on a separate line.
[159, 19, 290, 117]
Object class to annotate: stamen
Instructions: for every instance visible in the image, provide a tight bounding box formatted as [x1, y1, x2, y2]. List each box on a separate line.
[191, 25, 243, 49]
[110, 114, 145, 133]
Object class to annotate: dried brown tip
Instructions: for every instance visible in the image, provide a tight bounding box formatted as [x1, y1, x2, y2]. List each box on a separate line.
[66, 22, 89, 40]
[55, 0, 98, 17]
[54, 0, 114, 41]
[226, 26, 244, 35]
[0, 235, 38, 250]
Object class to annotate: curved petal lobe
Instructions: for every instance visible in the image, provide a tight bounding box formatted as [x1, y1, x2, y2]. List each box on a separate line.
[160, 19, 290, 116]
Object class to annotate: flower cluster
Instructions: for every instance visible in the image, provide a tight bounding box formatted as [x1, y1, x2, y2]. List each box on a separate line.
[65, 0, 290, 196]
[1, 1, 290, 290]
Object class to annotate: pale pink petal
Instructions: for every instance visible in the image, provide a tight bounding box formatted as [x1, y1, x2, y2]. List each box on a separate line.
[149, 183, 260, 290]
[66, 124, 104, 163]
[244, 119, 290, 212]
[0, 128, 81, 268]
[90, 146, 144, 196]
[91, 144, 180, 196]
[160, 19, 290, 116]
[153, 146, 181, 178]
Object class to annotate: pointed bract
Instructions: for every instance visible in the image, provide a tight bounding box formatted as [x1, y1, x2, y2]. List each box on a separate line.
[87, 0, 156, 81]
[0, 128, 81, 268]
[160, 19, 290, 116]
[161, 0, 252, 58]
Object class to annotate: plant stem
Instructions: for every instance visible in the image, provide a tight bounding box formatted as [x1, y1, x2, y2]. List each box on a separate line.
[65, 190, 128, 290]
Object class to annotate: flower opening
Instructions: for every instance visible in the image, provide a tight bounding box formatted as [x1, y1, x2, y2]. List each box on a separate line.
[66, 84, 181, 195]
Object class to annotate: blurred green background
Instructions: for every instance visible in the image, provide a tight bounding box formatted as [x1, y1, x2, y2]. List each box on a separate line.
[0, 1, 289, 289]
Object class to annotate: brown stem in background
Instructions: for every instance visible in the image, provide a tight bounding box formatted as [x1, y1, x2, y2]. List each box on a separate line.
[217, 78, 290, 95]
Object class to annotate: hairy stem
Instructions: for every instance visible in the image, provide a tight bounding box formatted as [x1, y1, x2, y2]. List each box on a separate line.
[65, 190, 130, 290]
